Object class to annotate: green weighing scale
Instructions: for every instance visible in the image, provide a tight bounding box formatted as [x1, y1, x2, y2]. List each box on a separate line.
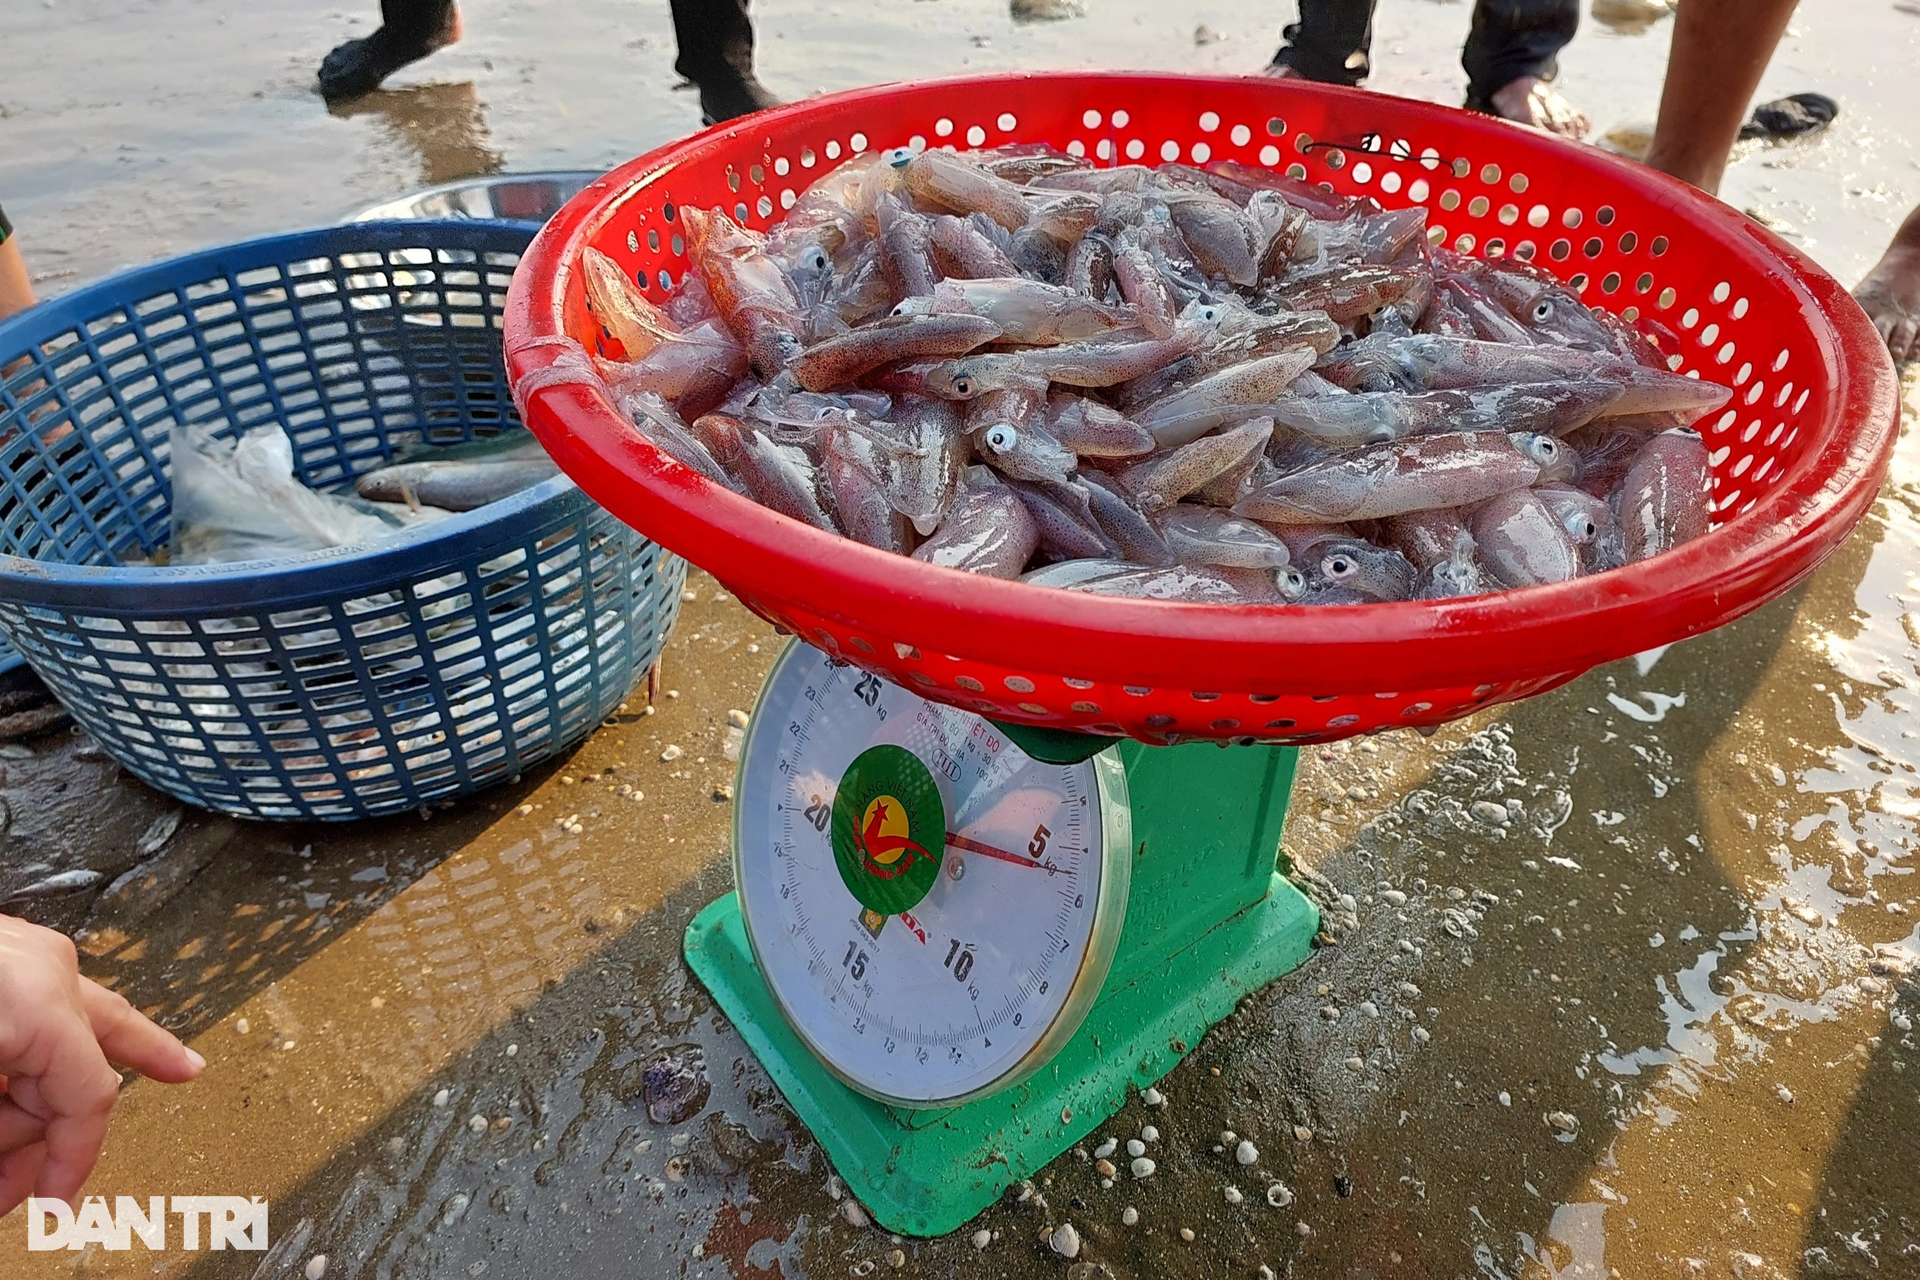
[684, 641, 1318, 1235]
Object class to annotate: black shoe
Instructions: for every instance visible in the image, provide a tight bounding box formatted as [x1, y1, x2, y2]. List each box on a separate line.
[696, 71, 782, 126]
[318, 27, 440, 103]
[1738, 92, 1839, 141]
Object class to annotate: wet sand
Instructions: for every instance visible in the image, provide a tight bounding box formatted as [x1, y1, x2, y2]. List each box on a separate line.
[3, 0, 1920, 1277]
[3, 0, 1915, 285]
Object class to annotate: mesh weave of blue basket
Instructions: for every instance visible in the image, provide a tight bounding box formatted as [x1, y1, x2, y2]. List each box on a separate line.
[0, 221, 682, 820]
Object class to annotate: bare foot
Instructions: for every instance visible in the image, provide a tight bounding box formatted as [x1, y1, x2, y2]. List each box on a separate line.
[1488, 76, 1590, 140]
[1855, 205, 1920, 362]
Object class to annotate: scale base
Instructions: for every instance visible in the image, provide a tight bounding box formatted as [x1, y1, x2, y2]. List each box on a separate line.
[686, 739, 1318, 1236]
[686, 880, 1314, 1235]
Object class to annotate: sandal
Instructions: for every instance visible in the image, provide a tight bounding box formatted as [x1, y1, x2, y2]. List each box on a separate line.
[1737, 93, 1838, 141]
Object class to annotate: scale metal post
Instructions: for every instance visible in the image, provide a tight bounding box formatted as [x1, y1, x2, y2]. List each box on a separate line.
[685, 642, 1318, 1236]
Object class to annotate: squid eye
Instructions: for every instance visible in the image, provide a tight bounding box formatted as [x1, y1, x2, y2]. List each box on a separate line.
[890, 302, 911, 317]
[1198, 305, 1220, 321]
[1566, 514, 1597, 540]
[984, 424, 1019, 453]
[1279, 568, 1308, 597]
[1324, 554, 1355, 578]
[1531, 437, 1559, 463]
[885, 147, 914, 167]
[1531, 298, 1554, 324]
[952, 376, 976, 398]
[807, 249, 829, 270]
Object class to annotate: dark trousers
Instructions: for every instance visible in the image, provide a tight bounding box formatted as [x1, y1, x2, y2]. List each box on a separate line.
[380, 0, 453, 45]
[1272, 0, 1578, 105]
[669, 0, 757, 85]
[376, 0, 757, 86]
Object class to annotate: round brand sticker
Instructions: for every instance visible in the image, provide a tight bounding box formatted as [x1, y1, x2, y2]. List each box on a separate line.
[831, 744, 946, 914]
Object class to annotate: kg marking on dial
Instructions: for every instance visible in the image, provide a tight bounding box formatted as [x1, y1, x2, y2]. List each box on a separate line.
[734, 643, 1131, 1106]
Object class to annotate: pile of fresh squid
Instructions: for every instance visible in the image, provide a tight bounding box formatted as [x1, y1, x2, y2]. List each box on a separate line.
[582, 143, 1730, 605]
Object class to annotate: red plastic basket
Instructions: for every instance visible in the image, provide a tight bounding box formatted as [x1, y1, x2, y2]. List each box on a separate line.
[505, 72, 1898, 745]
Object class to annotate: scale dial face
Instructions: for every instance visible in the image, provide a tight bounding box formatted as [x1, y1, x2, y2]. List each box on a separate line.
[734, 642, 1131, 1107]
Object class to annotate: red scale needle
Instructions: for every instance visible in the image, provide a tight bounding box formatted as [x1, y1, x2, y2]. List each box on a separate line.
[946, 831, 1060, 873]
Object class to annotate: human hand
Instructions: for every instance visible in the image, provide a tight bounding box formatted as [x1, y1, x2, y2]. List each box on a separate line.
[0, 914, 204, 1215]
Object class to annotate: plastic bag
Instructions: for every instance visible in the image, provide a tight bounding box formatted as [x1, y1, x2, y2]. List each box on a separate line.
[169, 422, 410, 564]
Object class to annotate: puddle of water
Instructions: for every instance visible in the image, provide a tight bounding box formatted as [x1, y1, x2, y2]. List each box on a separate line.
[1605, 689, 1688, 723]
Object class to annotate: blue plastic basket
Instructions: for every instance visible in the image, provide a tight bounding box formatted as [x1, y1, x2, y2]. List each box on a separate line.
[0, 221, 683, 820]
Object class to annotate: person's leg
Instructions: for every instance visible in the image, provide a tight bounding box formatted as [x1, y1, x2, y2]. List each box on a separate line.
[671, 0, 781, 122]
[1641, 0, 1798, 195]
[1461, 0, 1586, 137]
[318, 0, 462, 105]
[1855, 203, 1920, 361]
[380, 0, 459, 46]
[1262, 0, 1378, 84]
